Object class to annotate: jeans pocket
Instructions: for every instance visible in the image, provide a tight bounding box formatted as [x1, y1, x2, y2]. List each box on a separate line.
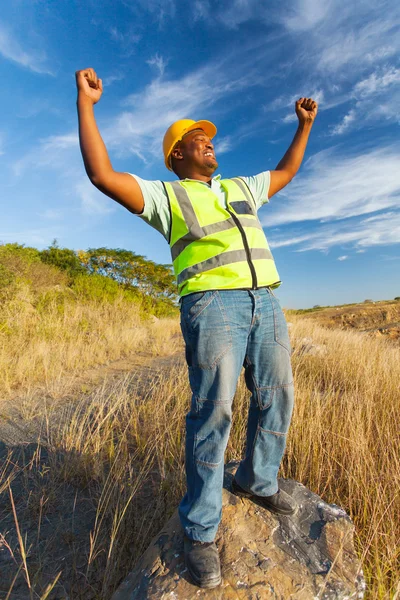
[182, 292, 232, 369]
[181, 290, 217, 323]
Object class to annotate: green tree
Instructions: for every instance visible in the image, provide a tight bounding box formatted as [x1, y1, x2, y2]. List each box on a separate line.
[84, 247, 177, 299]
[40, 240, 86, 278]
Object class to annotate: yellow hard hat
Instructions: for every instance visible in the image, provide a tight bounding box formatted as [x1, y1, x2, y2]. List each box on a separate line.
[163, 119, 217, 171]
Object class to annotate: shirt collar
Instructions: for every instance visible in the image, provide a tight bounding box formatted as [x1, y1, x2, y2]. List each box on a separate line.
[182, 174, 221, 184]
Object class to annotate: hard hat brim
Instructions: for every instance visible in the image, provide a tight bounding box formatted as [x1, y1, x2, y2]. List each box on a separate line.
[166, 120, 217, 171]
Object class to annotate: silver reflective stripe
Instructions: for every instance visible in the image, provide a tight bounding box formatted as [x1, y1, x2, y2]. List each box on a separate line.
[231, 178, 257, 213]
[169, 180, 263, 260]
[171, 217, 263, 261]
[240, 217, 263, 230]
[177, 250, 247, 285]
[177, 247, 273, 285]
[170, 181, 204, 240]
[171, 218, 235, 260]
[251, 248, 273, 261]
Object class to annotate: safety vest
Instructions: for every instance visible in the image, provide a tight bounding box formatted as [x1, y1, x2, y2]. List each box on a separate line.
[163, 177, 281, 297]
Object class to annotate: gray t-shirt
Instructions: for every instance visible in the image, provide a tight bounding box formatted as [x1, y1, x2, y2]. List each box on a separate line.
[128, 172, 271, 241]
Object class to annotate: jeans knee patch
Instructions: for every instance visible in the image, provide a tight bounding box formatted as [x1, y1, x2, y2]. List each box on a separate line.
[258, 383, 294, 435]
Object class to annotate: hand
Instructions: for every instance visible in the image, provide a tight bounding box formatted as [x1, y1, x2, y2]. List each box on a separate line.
[295, 97, 318, 125]
[75, 68, 103, 104]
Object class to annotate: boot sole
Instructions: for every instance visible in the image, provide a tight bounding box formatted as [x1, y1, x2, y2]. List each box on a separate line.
[187, 570, 222, 589]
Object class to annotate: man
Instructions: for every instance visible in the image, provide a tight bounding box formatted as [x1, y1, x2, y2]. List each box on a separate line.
[76, 67, 318, 589]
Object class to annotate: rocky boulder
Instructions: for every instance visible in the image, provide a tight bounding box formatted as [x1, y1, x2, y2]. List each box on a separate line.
[112, 463, 365, 599]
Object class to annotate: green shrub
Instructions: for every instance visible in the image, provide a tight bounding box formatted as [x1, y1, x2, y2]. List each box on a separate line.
[0, 243, 67, 297]
[72, 274, 121, 302]
[40, 240, 86, 279]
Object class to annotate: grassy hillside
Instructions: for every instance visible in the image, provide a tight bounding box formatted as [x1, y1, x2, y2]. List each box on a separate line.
[0, 242, 179, 394]
[0, 255, 398, 598]
[287, 299, 400, 342]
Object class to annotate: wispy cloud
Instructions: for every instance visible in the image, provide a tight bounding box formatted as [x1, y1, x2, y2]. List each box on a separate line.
[0, 22, 53, 75]
[270, 211, 400, 252]
[332, 66, 400, 134]
[13, 133, 79, 176]
[39, 209, 65, 221]
[331, 109, 356, 135]
[354, 66, 400, 98]
[214, 137, 232, 155]
[265, 145, 400, 227]
[146, 53, 168, 77]
[125, 0, 176, 28]
[338, 255, 348, 261]
[105, 59, 263, 161]
[102, 72, 125, 87]
[75, 181, 116, 216]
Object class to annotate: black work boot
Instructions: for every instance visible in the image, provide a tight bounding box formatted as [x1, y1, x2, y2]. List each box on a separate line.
[184, 536, 221, 588]
[231, 479, 296, 515]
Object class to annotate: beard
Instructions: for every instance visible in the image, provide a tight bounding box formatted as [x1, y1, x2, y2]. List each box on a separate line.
[204, 158, 218, 172]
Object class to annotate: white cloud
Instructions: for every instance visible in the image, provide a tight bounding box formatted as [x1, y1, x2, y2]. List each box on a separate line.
[105, 60, 261, 161]
[146, 53, 168, 77]
[270, 211, 400, 252]
[331, 66, 400, 135]
[354, 67, 400, 98]
[331, 109, 356, 135]
[214, 137, 232, 155]
[282, 113, 297, 124]
[109, 27, 125, 43]
[265, 145, 400, 227]
[103, 72, 125, 87]
[338, 255, 348, 261]
[13, 133, 79, 176]
[0, 22, 53, 75]
[281, 0, 333, 32]
[75, 181, 116, 216]
[130, 0, 176, 27]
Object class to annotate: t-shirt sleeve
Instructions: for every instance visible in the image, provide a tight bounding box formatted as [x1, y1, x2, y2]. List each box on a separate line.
[126, 174, 171, 241]
[240, 171, 271, 211]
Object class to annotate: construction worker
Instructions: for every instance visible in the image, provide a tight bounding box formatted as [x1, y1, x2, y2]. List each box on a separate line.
[76, 67, 318, 589]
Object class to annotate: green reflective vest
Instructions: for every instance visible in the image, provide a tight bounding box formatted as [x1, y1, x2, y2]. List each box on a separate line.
[163, 177, 281, 297]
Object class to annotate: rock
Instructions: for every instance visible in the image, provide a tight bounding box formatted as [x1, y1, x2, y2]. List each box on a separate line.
[112, 463, 365, 599]
[296, 337, 328, 357]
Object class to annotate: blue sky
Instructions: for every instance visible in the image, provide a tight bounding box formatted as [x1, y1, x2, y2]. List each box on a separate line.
[1, 0, 400, 308]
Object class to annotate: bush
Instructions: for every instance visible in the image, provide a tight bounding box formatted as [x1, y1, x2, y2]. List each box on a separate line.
[72, 274, 121, 303]
[40, 240, 86, 279]
[0, 243, 67, 296]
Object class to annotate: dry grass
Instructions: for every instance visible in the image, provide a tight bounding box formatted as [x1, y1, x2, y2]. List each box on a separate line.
[0, 308, 399, 598]
[283, 317, 400, 598]
[0, 285, 179, 395]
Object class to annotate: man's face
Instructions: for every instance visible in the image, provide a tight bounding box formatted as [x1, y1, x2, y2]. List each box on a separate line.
[172, 129, 218, 174]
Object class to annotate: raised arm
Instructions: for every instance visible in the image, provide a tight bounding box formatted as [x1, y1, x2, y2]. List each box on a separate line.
[76, 68, 144, 214]
[268, 97, 318, 199]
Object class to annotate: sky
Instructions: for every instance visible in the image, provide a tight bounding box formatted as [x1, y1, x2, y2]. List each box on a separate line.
[1, 0, 400, 308]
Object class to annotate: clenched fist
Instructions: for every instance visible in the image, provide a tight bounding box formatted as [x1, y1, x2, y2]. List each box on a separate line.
[75, 68, 103, 104]
[295, 97, 318, 125]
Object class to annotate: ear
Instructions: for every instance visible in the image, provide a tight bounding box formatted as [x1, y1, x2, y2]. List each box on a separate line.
[171, 145, 183, 161]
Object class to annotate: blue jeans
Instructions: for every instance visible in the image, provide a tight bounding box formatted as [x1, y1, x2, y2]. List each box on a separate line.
[178, 288, 294, 542]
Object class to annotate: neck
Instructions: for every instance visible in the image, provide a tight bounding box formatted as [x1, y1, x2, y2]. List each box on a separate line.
[178, 168, 215, 183]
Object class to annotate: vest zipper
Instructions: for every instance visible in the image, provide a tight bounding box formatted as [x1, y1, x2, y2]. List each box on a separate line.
[227, 209, 258, 289]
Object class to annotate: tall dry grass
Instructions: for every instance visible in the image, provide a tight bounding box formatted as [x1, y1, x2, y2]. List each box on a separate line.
[0, 284, 179, 395]
[1, 312, 399, 598]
